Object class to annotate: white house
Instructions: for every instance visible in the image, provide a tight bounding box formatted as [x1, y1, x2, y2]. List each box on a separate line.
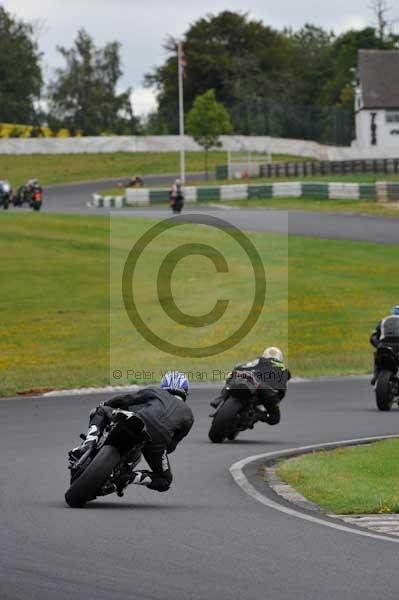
[354, 50, 399, 154]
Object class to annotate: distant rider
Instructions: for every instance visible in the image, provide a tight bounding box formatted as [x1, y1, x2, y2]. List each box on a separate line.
[370, 306, 399, 384]
[169, 179, 184, 213]
[127, 175, 143, 187]
[70, 372, 194, 492]
[15, 178, 41, 204]
[210, 347, 291, 425]
[118, 176, 143, 188]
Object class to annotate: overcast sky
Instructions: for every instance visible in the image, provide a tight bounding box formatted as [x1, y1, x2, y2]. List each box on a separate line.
[2, 0, 394, 115]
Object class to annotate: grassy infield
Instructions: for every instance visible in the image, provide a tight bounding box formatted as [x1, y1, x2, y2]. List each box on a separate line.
[0, 151, 303, 187]
[277, 440, 399, 514]
[2, 212, 399, 397]
[0, 151, 230, 187]
[1, 151, 399, 513]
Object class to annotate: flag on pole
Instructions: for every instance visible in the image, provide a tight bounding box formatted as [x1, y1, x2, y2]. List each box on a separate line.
[178, 42, 186, 184]
[179, 45, 187, 77]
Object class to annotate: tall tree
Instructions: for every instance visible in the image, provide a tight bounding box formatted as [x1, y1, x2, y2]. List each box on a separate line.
[368, 0, 398, 42]
[145, 11, 292, 134]
[144, 10, 397, 143]
[287, 24, 335, 105]
[319, 27, 395, 106]
[48, 29, 138, 135]
[186, 89, 233, 178]
[0, 6, 42, 123]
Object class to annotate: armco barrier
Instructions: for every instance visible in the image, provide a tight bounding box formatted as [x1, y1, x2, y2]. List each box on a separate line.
[91, 182, 382, 208]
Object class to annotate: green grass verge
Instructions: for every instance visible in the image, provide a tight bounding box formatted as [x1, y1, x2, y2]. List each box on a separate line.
[276, 440, 399, 514]
[1, 213, 399, 395]
[223, 197, 399, 218]
[0, 152, 303, 188]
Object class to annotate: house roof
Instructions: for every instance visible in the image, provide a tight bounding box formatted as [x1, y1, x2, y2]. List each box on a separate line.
[359, 50, 399, 109]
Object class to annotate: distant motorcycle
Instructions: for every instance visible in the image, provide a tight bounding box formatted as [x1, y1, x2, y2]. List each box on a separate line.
[169, 181, 184, 214]
[30, 183, 43, 211]
[118, 176, 143, 189]
[65, 409, 150, 508]
[13, 180, 43, 211]
[0, 180, 12, 210]
[12, 185, 28, 207]
[208, 370, 278, 443]
[374, 345, 399, 411]
[170, 195, 184, 214]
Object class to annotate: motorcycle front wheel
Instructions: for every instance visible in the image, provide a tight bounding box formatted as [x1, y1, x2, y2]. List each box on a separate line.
[208, 397, 242, 443]
[65, 445, 120, 508]
[375, 370, 394, 411]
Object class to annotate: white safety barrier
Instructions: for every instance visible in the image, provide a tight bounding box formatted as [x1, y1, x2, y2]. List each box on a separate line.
[272, 182, 302, 197]
[91, 181, 380, 208]
[0, 134, 397, 160]
[329, 183, 360, 200]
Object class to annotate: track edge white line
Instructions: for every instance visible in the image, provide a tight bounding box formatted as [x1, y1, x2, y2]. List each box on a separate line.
[230, 435, 399, 544]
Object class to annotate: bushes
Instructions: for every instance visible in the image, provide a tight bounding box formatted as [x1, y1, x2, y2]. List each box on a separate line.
[0, 123, 76, 138]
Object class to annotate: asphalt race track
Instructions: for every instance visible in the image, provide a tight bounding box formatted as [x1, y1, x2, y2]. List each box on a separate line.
[3, 180, 399, 599]
[36, 177, 399, 245]
[2, 380, 399, 600]
[42, 173, 206, 215]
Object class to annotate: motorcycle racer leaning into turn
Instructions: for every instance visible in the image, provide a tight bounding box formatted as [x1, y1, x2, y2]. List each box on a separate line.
[210, 347, 291, 425]
[70, 372, 194, 493]
[370, 305, 399, 385]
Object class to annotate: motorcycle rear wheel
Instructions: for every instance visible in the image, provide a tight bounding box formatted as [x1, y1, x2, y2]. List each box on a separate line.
[65, 445, 120, 508]
[208, 397, 242, 443]
[375, 370, 394, 411]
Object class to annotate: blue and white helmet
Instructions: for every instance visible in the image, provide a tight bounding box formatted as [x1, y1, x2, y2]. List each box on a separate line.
[392, 306, 399, 316]
[160, 371, 189, 400]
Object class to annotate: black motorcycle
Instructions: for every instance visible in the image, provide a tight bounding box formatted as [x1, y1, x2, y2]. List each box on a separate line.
[208, 370, 277, 443]
[13, 181, 43, 211]
[374, 346, 399, 411]
[30, 183, 43, 211]
[12, 185, 27, 207]
[169, 191, 184, 214]
[0, 180, 12, 210]
[65, 409, 150, 508]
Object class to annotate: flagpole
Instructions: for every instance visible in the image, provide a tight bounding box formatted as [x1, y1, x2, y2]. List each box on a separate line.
[178, 41, 186, 184]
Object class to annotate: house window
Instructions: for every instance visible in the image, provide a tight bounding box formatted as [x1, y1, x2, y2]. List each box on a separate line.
[386, 111, 399, 123]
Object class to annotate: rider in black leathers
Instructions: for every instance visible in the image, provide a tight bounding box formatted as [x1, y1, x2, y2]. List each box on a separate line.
[370, 306, 399, 384]
[169, 179, 184, 214]
[210, 347, 291, 425]
[71, 372, 193, 492]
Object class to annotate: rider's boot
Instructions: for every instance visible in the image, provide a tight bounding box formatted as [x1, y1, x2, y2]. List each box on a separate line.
[256, 404, 281, 426]
[69, 425, 99, 460]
